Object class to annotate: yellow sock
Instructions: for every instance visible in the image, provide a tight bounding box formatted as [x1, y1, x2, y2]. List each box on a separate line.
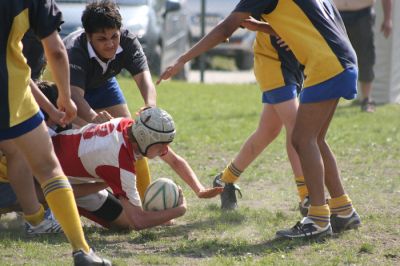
[220, 162, 242, 183]
[328, 194, 353, 216]
[24, 204, 45, 226]
[135, 158, 152, 201]
[308, 204, 330, 228]
[41, 176, 89, 253]
[295, 176, 308, 201]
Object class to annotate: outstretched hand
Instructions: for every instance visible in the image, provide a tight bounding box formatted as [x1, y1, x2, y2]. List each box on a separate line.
[197, 187, 224, 199]
[156, 60, 185, 85]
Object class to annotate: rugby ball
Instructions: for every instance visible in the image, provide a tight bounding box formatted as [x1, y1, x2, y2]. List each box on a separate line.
[143, 178, 179, 211]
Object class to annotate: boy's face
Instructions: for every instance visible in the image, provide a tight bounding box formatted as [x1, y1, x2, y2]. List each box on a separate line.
[146, 144, 169, 159]
[88, 28, 121, 61]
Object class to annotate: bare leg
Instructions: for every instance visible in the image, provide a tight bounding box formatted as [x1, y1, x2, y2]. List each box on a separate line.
[273, 99, 303, 177]
[0, 141, 42, 215]
[96, 103, 131, 119]
[317, 106, 345, 198]
[360, 81, 372, 100]
[233, 104, 282, 171]
[292, 99, 339, 206]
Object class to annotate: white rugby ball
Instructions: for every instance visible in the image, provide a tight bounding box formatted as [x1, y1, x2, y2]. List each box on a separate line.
[143, 178, 179, 211]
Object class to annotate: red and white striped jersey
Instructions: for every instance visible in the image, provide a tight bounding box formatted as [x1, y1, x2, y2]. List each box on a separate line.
[52, 118, 141, 206]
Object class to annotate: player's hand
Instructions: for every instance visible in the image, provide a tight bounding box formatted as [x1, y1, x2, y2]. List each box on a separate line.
[47, 106, 67, 128]
[57, 97, 77, 125]
[276, 37, 291, 51]
[177, 187, 187, 214]
[197, 187, 224, 198]
[241, 16, 261, 32]
[156, 60, 185, 85]
[92, 111, 113, 124]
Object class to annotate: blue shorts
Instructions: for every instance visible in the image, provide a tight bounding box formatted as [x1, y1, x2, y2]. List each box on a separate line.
[0, 183, 17, 208]
[0, 112, 43, 141]
[84, 77, 127, 110]
[300, 67, 358, 103]
[262, 85, 298, 104]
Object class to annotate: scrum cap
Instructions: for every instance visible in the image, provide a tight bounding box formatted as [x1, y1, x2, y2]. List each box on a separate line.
[132, 107, 176, 156]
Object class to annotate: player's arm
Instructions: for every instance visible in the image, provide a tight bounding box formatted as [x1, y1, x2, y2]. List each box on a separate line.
[132, 70, 157, 107]
[70, 85, 112, 124]
[241, 16, 277, 36]
[30, 80, 66, 127]
[41, 30, 77, 124]
[161, 148, 223, 198]
[157, 11, 251, 84]
[119, 190, 186, 231]
[381, 0, 393, 38]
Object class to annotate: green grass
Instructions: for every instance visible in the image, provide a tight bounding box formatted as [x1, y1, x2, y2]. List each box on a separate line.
[1, 77, 400, 265]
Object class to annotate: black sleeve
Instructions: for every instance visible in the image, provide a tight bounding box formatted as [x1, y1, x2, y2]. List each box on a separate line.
[68, 46, 89, 90]
[233, 0, 275, 19]
[29, 0, 63, 40]
[120, 30, 149, 76]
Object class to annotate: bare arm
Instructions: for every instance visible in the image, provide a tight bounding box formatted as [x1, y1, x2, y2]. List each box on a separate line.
[157, 11, 251, 84]
[241, 16, 277, 36]
[161, 148, 223, 198]
[30, 80, 66, 127]
[381, 0, 393, 38]
[70, 85, 98, 122]
[132, 70, 157, 107]
[41, 31, 77, 124]
[119, 190, 186, 231]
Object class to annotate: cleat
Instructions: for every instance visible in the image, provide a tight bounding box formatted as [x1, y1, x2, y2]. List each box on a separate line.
[213, 174, 242, 210]
[331, 209, 361, 233]
[276, 217, 333, 239]
[73, 248, 112, 266]
[299, 196, 310, 217]
[25, 208, 62, 236]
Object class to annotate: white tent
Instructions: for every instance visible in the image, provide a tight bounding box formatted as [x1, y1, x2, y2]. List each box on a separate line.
[373, 1, 400, 103]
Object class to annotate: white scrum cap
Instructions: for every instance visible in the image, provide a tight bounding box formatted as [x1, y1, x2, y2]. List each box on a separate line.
[132, 107, 176, 155]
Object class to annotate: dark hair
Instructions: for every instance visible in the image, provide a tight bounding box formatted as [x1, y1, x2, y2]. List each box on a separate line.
[81, 0, 122, 34]
[36, 80, 72, 132]
[37, 80, 58, 120]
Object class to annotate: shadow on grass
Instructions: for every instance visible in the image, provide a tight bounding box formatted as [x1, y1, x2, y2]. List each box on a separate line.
[130, 208, 246, 244]
[165, 235, 333, 258]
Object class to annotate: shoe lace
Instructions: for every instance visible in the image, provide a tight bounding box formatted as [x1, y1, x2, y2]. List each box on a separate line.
[293, 221, 315, 238]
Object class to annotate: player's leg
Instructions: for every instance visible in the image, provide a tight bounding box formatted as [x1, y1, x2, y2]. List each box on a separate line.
[273, 98, 309, 215]
[276, 99, 338, 239]
[232, 103, 282, 173]
[214, 103, 282, 209]
[96, 103, 131, 119]
[12, 122, 91, 253]
[135, 158, 151, 201]
[86, 77, 131, 119]
[76, 190, 129, 230]
[0, 142, 41, 216]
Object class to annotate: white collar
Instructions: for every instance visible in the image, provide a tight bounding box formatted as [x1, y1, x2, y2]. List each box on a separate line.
[87, 41, 123, 74]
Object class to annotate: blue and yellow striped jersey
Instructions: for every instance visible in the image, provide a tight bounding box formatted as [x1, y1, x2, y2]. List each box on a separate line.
[0, 0, 62, 129]
[234, 0, 357, 88]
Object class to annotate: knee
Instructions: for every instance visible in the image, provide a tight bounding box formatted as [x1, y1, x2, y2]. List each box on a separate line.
[291, 130, 311, 153]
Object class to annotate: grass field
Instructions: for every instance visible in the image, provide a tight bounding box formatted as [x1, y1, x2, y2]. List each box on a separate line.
[1, 78, 399, 265]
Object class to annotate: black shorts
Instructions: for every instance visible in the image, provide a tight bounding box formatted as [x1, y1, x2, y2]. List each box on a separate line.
[340, 6, 375, 82]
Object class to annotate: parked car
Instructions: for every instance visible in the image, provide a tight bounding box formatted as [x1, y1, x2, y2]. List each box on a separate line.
[186, 0, 255, 70]
[57, 0, 191, 79]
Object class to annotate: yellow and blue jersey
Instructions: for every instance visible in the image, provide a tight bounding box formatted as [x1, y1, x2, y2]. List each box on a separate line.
[0, 0, 62, 137]
[254, 32, 304, 92]
[234, 0, 357, 88]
